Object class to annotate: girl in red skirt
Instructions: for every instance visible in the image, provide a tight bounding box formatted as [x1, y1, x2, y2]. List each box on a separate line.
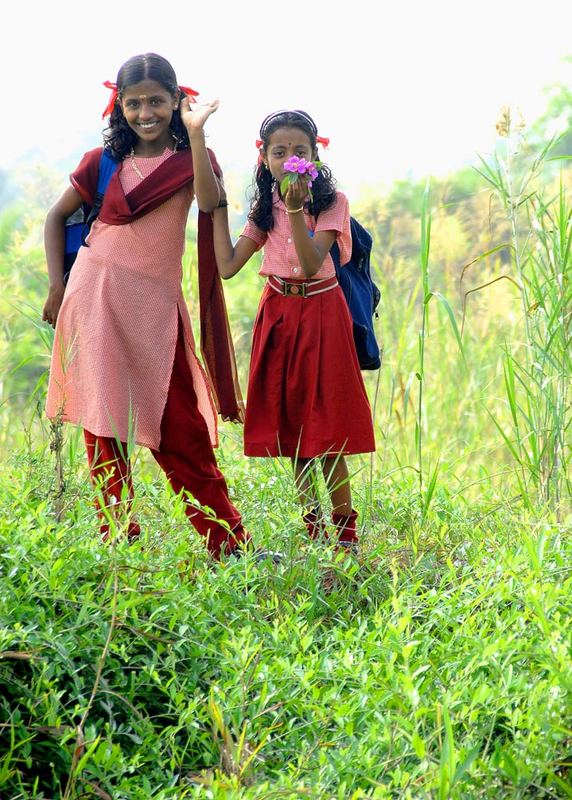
[213, 110, 375, 548]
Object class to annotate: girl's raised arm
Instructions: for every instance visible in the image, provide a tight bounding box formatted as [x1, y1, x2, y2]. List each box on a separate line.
[284, 178, 336, 278]
[181, 98, 221, 212]
[211, 205, 258, 279]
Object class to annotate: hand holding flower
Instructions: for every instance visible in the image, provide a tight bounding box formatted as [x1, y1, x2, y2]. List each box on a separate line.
[283, 173, 310, 212]
[280, 156, 322, 202]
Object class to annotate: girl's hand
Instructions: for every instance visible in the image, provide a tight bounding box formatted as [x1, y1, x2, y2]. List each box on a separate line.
[180, 98, 220, 135]
[284, 174, 310, 211]
[42, 284, 65, 328]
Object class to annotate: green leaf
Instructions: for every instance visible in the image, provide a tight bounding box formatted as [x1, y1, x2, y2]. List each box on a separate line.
[279, 173, 299, 196]
[454, 745, 481, 784]
[432, 291, 466, 363]
[412, 731, 426, 759]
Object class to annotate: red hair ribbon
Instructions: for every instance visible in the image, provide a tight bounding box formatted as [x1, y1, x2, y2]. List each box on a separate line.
[178, 84, 199, 101]
[102, 81, 118, 119]
[102, 81, 200, 118]
[254, 135, 330, 149]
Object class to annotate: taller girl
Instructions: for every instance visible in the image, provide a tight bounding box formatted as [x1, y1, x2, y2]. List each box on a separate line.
[43, 53, 248, 559]
[213, 110, 375, 547]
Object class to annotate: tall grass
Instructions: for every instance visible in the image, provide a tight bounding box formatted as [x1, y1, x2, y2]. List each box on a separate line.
[469, 108, 571, 515]
[415, 181, 465, 519]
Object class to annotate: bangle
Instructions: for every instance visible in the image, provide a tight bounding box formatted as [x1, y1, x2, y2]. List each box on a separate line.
[217, 200, 229, 208]
[287, 206, 304, 214]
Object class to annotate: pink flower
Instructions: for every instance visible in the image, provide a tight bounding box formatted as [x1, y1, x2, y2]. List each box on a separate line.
[284, 156, 302, 173]
[284, 156, 319, 176]
[281, 157, 323, 201]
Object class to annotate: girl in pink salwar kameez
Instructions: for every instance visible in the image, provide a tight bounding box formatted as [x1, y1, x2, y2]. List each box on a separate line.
[42, 53, 247, 559]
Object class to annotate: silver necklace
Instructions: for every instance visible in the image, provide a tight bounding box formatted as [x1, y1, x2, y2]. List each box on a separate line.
[129, 148, 144, 180]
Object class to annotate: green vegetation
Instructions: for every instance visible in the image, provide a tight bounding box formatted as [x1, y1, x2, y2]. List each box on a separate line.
[0, 106, 570, 797]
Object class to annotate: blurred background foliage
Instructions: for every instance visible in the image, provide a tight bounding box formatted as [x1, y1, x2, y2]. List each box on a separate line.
[0, 79, 570, 515]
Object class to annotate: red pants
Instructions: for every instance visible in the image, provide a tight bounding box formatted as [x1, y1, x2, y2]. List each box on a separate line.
[84, 322, 248, 558]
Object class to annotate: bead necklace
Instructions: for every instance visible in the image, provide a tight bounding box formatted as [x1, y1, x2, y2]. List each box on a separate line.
[129, 133, 179, 180]
[129, 148, 144, 180]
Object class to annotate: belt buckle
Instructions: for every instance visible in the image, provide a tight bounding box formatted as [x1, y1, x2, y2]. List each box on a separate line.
[285, 282, 306, 297]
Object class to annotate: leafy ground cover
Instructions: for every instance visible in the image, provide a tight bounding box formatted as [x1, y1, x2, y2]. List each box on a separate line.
[1, 447, 570, 799]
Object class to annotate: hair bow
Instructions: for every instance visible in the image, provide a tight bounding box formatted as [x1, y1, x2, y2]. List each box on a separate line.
[178, 85, 199, 101]
[102, 81, 118, 119]
[102, 81, 200, 118]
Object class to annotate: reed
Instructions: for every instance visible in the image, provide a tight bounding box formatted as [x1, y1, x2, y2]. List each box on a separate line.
[468, 109, 571, 515]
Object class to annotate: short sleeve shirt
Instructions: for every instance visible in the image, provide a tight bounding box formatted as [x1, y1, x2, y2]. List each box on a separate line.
[241, 189, 352, 280]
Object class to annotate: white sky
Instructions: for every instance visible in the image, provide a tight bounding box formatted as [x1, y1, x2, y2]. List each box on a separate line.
[3, 0, 572, 198]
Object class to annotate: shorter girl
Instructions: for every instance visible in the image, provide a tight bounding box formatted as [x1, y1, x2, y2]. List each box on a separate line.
[213, 110, 375, 548]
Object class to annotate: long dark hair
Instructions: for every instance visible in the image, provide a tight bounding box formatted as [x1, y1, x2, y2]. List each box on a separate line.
[103, 53, 191, 160]
[249, 110, 337, 232]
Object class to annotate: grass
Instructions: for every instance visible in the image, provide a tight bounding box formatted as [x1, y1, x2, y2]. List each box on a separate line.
[1, 445, 570, 799]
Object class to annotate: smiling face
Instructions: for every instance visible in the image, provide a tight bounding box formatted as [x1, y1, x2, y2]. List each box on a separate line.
[120, 79, 179, 154]
[263, 127, 317, 183]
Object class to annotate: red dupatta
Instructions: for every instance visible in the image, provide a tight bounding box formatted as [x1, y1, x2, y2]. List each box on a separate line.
[71, 147, 244, 423]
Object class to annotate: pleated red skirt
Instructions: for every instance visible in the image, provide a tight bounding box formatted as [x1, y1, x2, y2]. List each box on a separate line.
[244, 282, 376, 458]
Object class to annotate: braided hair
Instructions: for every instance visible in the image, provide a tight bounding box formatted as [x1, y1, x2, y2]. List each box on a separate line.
[249, 110, 337, 232]
[103, 53, 190, 160]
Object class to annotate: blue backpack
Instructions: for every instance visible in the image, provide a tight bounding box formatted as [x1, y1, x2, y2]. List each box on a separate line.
[63, 149, 118, 284]
[331, 217, 382, 370]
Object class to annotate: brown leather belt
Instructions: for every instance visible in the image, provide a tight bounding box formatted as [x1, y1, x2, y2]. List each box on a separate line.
[267, 274, 339, 298]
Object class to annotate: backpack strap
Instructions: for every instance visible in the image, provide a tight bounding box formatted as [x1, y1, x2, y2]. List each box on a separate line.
[330, 217, 373, 271]
[330, 238, 342, 272]
[96, 149, 118, 195]
[83, 149, 118, 232]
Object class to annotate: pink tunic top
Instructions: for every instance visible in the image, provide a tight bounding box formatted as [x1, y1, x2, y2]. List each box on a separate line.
[46, 149, 218, 450]
[241, 189, 352, 280]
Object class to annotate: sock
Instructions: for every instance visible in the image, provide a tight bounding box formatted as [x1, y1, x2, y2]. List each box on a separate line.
[332, 509, 359, 544]
[303, 507, 328, 540]
[212, 524, 251, 560]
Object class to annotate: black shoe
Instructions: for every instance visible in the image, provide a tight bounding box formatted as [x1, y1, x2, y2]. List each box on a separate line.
[229, 545, 284, 565]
